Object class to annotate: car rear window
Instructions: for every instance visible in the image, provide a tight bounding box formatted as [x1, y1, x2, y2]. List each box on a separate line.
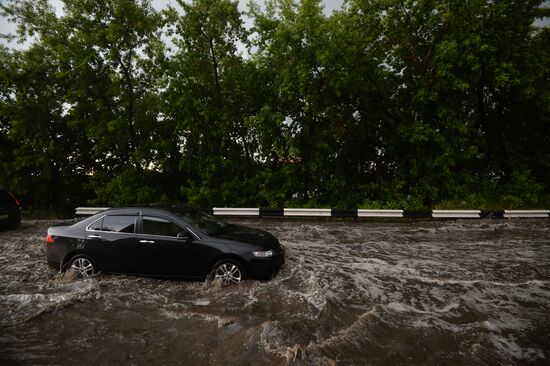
[142, 216, 182, 237]
[99, 215, 136, 233]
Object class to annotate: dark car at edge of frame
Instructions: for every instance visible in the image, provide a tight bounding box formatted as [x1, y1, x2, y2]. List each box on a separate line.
[45, 206, 284, 283]
[0, 188, 22, 229]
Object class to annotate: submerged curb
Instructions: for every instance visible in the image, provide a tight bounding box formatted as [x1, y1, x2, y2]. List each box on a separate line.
[75, 207, 550, 219]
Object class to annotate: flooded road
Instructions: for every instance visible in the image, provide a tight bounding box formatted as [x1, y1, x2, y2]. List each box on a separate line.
[1, 219, 549, 365]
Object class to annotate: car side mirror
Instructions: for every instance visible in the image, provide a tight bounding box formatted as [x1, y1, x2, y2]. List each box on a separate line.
[177, 230, 192, 241]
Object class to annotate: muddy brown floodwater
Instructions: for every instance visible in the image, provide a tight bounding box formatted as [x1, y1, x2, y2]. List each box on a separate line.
[0, 219, 549, 365]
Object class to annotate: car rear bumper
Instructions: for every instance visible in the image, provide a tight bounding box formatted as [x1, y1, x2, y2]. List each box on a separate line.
[46, 244, 65, 271]
[0, 208, 21, 228]
[47, 259, 62, 271]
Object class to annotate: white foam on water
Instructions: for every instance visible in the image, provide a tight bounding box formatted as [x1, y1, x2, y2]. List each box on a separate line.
[192, 299, 210, 306]
[256, 320, 317, 364]
[0, 281, 99, 325]
[161, 308, 236, 327]
[386, 301, 460, 314]
[488, 333, 546, 362]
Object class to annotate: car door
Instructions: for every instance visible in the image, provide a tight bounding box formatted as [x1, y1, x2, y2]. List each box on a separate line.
[85, 214, 141, 274]
[137, 215, 202, 277]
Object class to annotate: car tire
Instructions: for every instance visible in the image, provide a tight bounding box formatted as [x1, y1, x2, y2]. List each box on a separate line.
[210, 259, 245, 284]
[67, 254, 97, 278]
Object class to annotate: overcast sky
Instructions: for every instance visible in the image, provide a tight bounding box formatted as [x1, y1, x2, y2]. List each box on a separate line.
[0, 0, 343, 48]
[1, 0, 548, 49]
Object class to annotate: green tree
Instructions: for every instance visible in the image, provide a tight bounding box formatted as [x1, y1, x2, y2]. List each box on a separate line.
[164, 0, 259, 206]
[348, 0, 550, 207]
[0, 1, 93, 213]
[58, 0, 167, 204]
[1, 0, 548, 212]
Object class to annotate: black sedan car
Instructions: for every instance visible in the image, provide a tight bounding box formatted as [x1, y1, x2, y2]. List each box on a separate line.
[0, 188, 22, 229]
[45, 206, 284, 283]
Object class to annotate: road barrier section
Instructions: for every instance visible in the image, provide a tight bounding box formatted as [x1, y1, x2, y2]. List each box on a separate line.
[75, 207, 550, 219]
[284, 208, 332, 217]
[503, 210, 550, 218]
[358, 209, 403, 217]
[213, 208, 259, 216]
[75, 207, 111, 215]
[432, 210, 481, 218]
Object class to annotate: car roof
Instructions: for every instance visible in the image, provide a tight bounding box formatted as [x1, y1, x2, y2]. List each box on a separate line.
[107, 204, 197, 215]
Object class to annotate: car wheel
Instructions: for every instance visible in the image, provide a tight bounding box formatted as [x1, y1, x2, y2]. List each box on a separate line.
[68, 254, 97, 278]
[211, 259, 244, 284]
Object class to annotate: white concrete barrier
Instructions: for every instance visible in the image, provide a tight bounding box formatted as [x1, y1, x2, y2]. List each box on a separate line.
[504, 210, 550, 218]
[75, 207, 110, 215]
[213, 208, 260, 216]
[357, 209, 403, 218]
[284, 208, 331, 217]
[432, 210, 481, 218]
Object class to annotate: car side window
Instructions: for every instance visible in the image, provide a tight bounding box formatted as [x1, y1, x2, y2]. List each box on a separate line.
[142, 216, 183, 237]
[89, 217, 103, 231]
[101, 215, 136, 233]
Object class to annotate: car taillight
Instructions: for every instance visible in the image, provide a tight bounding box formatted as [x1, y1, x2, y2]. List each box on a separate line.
[8, 192, 20, 206]
[46, 235, 55, 244]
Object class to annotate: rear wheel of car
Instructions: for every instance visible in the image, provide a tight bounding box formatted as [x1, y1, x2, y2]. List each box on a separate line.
[211, 259, 244, 284]
[68, 254, 97, 278]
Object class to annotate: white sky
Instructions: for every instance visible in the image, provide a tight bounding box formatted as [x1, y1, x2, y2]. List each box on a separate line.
[1, 0, 548, 49]
[0, 0, 343, 49]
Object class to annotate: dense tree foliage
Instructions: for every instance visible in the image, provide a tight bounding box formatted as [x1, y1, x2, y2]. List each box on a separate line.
[1, 0, 549, 213]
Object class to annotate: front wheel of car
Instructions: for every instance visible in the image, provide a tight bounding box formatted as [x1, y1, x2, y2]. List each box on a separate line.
[211, 259, 244, 284]
[68, 254, 97, 278]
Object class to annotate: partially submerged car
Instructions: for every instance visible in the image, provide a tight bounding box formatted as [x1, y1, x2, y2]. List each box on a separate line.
[0, 188, 22, 229]
[45, 206, 284, 283]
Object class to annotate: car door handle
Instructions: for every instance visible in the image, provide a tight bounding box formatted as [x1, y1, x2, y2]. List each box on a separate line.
[139, 240, 155, 244]
[88, 234, 102, 239]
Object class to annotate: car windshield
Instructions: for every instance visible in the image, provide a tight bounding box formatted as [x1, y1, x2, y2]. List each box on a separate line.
[175, 209, 228, 235]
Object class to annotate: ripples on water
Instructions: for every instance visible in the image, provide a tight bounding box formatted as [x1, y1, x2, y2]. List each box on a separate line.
[1, 219, 549, 365]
